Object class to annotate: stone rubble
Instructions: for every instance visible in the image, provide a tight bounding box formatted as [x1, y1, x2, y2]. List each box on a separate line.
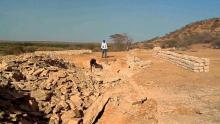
[153, 47, 210, 72]
[127, 55, 152, 70]
[0, 51, 156, 124]
[0, 54, 107, 124]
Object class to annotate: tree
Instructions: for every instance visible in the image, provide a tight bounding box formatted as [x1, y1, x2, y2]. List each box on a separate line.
[110, 33, 133, 51]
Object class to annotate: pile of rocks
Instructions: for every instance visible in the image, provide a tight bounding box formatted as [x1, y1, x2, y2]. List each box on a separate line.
[35, 50, 92, 56]
[0, 82, 49, 123]
[0, 55, 105, 124]
[127, 55, 152, 70]
[153, 47, 210, 72]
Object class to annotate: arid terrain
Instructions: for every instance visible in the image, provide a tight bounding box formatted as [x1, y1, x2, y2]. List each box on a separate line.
[0, 0, 219, 123]
[60, 46, 220, 124]
[1, 45, 219, 124]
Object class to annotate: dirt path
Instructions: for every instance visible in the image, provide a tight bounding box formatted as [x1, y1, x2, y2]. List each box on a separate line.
[132, 49, 220, 124]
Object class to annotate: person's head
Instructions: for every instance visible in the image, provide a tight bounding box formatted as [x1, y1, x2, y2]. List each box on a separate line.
[103, 40, 105, 43]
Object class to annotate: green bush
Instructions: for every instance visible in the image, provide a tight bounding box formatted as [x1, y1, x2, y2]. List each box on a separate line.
[143, 43, 154, 49]
[3, 46, 25, 55]
[212, 36, 220, 49]
[161, 40, 179, 48]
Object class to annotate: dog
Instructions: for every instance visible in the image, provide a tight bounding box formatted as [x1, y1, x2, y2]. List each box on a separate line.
[90, 58, 103, 72]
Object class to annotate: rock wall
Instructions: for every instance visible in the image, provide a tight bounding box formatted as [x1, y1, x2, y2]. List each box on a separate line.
[153, 47, 210, 72]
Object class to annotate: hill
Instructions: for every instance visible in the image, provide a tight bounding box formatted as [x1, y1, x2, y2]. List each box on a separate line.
[140, 18, 220, 49]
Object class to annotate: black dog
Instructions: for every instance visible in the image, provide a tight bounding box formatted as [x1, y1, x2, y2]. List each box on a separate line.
[90, 58, 103, 72]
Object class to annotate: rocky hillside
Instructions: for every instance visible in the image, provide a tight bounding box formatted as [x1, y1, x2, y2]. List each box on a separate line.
[141, 18, 220, 48]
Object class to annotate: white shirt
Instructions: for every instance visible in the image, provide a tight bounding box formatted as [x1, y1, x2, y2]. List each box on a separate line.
[101, 42, 108, 49]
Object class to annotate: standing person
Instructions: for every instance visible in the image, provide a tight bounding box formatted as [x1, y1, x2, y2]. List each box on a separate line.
[101, 40, 108, 58]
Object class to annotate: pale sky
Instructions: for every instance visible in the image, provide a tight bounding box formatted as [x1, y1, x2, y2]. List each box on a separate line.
[0, 0, 219, 42]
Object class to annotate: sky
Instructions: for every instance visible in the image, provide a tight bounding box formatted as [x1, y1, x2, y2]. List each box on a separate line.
[0, 0, 220, 42]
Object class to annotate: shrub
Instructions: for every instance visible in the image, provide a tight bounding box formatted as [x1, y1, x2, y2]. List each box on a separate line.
[143, 43, 154, 49]
[212, 36, 220, 49]
[3, 46, 25, 55]
[161, 40, 179, 48]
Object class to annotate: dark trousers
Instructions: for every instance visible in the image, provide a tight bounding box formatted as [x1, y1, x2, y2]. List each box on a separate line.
[102, 49, 107, 58]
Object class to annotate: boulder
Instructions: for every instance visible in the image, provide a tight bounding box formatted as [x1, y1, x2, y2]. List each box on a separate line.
[61, 110, 77, 123]
[83, 93, 110, 124]
[53, 100, 69, 113]
[70, 95, 83, 108]
[67, 119, 82, 124]
[31, 89, 51, 101]
[49, 114, 60, 124]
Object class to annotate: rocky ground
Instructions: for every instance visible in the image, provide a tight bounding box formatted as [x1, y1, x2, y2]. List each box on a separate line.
[0, 47, 220, 124]
[0, 54, 112, 124]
